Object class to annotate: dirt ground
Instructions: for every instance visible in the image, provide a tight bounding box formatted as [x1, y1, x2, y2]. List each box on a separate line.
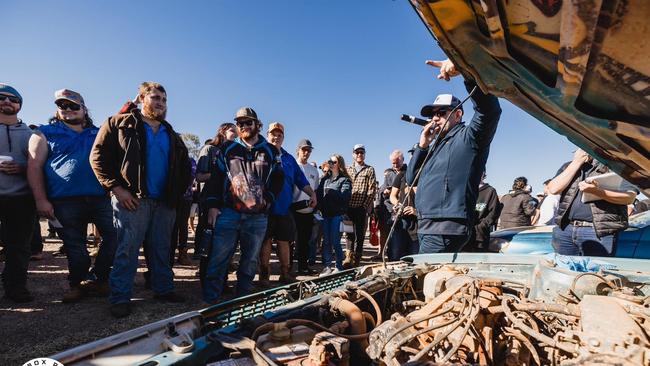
[0, 220, 381, 365]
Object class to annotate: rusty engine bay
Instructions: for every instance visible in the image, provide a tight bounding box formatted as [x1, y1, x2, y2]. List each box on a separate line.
[198, 258, 650, 366]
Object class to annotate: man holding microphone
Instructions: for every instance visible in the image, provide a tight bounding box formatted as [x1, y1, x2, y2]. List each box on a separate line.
[406, 59, 502, 254]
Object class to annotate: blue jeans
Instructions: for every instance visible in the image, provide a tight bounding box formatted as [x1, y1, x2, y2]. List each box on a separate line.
[322, 215, 344, 270]
[109, 198, 176, 304]
[418, 234, 468, 254]
[552, 224, 617, 256]
[53, 196, 116, 286]
[388, 218, 419, 260]
[203, 208, 268, 303]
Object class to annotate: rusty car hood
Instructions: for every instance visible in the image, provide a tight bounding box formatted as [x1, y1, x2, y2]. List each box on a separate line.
[409, 0, 650, 194]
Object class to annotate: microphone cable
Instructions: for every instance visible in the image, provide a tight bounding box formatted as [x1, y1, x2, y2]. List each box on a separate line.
[381, 85, 478, 269]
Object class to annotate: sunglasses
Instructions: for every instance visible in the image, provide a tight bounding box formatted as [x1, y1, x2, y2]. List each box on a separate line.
[432, 109, 450, 118]
[236, 119, 255, 128]
[354, 150, 365, 155]
[56, 101, 82, 111]
[0, 95, 21, 104]
[328, 160, 338, 165]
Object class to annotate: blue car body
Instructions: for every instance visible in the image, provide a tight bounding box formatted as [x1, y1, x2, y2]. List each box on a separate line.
[489, 211, 650, 258]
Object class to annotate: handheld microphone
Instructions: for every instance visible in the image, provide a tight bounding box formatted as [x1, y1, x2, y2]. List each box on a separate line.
[401, 114, 429, 126]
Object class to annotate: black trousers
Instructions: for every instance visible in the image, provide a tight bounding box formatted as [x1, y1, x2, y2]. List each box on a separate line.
[293, 211, 314, 270]
[0, 195, 36, 292]
[346, 207, 368, 258]
[170, 199, 192, 266]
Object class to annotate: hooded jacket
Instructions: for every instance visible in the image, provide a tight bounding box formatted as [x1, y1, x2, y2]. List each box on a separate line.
[89, 110, 191, 208]
[473, 183, 500, 243]
[0, 121, 32, 197]
[204, 136, 284, 214]
[499, 190, 536, 229]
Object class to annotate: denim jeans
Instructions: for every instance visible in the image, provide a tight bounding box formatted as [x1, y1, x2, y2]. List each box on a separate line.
[53, 196, 117, 286]
[203, 208, 268, 303]
[388, 218, 419, 261]
[322, 215, 344, 270]
[552, 224, 617, 256]
[418, 233, 468, 254]
[109, 198, 176, 304]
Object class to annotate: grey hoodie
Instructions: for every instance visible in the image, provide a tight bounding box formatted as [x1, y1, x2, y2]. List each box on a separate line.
[0, 121, 32, 197]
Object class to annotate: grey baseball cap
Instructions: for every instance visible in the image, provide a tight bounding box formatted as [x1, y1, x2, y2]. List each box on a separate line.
[297, 139, 313, 150]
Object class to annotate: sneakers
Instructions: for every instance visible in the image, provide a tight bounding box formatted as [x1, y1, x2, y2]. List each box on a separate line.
[319, 267, 333, 277]
[110, 302, 131, 318]
[4, 287, 34, 303]
[153, 292, 186, 303]
[62, 286, 85, 303]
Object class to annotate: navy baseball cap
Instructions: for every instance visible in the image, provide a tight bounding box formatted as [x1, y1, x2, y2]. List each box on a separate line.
[421, 93, 462, 117]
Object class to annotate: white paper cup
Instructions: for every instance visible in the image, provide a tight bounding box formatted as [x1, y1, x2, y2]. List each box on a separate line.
[0, 155, 14, 164]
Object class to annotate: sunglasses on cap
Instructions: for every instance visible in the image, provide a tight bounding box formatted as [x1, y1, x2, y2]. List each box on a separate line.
[56, 100, 82, 111]
[236, 119, 255, 128]
[0, 95, 21, 104]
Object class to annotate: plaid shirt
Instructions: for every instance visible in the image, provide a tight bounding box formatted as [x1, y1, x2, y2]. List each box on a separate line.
[346, 163, 377, 208]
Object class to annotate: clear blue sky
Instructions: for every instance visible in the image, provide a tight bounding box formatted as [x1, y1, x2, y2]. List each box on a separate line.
[5, 0, 580, 195]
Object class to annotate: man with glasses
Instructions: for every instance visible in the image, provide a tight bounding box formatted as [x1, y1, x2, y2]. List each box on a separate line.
[27, 89, 117, 303]
[406, 59, 501, 253]
[91, 82, 192, 318]
[344, 144, 376, 267]
[0, 83, 36, 303]
[259, 124, 316, 285]
[203, 107, 284, 304]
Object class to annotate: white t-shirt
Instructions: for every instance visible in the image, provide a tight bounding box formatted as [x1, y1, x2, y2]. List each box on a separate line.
[293, 162, 320, 213]
[536, 194, 560, 226]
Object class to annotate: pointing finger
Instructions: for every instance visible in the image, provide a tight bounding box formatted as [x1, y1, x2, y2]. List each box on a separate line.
[426, 60, 444, 67]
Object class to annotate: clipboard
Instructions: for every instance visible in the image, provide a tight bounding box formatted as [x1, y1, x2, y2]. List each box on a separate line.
[581, 172, 624, 203]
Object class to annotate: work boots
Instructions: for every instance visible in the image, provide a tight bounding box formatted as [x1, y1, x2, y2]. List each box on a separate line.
[278, 242, 296, 284]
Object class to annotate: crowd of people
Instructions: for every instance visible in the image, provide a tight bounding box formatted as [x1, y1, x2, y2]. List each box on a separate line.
[0, 58, 646, 319]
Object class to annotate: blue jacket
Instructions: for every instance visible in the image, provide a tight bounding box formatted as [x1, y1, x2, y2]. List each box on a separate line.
[271, 148, 309, 216]
[406, 80, 501, 222]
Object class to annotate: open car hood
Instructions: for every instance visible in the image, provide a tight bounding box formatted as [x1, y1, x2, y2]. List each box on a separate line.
[409, 0, 650, 194]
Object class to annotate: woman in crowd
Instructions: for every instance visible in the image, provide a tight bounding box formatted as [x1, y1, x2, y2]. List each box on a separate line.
[316, 154, 351, 275]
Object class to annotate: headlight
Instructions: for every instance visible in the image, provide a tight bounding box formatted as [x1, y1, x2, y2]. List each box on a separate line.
[488, 237, 511, 253]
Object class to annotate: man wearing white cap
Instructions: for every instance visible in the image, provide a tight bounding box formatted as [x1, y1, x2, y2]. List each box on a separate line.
[406, 59, 502, 254]
[28, 89, 116, 303]
[344, 143, 376, 267]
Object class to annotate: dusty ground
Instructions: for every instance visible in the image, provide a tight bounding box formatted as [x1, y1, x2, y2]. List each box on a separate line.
[0, 220, 381, 365]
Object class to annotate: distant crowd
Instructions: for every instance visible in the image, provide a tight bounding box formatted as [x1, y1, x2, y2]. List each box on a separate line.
[0, 73, 646, 318]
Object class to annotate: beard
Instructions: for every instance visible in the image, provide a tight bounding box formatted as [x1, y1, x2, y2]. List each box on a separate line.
[239, 125, 259, 140]
[142, 103, 166, 121]
[0, 104, 18, 116]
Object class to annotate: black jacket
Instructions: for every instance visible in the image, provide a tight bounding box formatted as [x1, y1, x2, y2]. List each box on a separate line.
[317, 173, 352, 217]
[499, 190, 536, 229]
[473, 183, 500, 243]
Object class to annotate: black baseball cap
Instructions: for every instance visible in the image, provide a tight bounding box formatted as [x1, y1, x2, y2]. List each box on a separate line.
[421, 93, 463, 117]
